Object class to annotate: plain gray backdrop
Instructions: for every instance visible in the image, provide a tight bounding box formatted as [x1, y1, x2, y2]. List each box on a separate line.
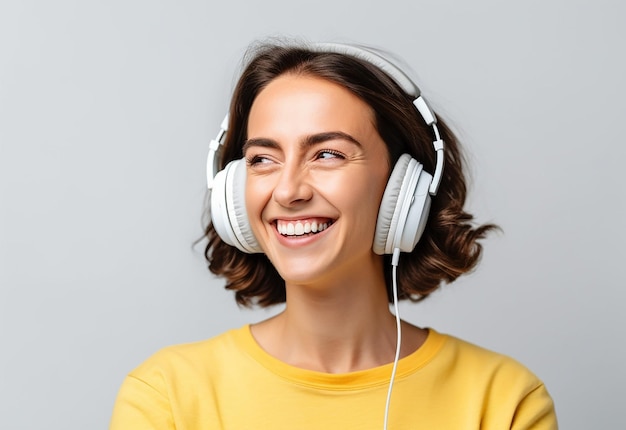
[1, 0, 624, 428]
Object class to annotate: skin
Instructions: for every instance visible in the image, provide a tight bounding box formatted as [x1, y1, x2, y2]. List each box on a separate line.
[244, 74, 426, 374]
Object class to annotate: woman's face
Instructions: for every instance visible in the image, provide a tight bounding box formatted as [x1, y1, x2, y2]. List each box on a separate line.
[244, 74, 390, 286]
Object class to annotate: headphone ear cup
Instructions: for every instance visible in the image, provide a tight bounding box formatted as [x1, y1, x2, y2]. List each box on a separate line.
[398, 168, 432, 253]
[373, 155, 411, 255]
[229, 159, 262, 253]
[210, 159, 262, 253]
[210, 160, 239, 249]
[373, 154, 432, 255]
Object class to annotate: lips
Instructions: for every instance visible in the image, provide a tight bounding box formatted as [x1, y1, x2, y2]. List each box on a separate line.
[275, 218, 335, 237]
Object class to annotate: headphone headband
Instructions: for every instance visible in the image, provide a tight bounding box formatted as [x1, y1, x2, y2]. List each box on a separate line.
[310, 43, 422, 98]
[207, 114, 229, 190]
[309, 43, 438, 128]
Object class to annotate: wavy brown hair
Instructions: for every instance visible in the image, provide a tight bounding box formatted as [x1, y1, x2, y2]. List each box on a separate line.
[204, 42, 498, 307]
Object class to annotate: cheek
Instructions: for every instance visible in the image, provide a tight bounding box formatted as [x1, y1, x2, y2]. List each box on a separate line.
[362, 170, 390, 228]
[334, 173, 387, 225]
[245, 175, 269, 225]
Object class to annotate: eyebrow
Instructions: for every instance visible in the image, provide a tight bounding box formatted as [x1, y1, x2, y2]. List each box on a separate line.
[242, 131, 362, 154]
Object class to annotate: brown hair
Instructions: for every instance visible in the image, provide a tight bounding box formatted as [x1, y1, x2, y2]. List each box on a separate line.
[204, 42, 498, 307]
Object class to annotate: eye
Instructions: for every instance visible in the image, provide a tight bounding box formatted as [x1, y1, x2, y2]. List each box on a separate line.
[315, 149, 345, 160]
[245, 155, 273, 166]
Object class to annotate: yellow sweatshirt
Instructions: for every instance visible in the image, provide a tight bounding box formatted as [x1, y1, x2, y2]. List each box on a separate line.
[110, 326, 557, 429]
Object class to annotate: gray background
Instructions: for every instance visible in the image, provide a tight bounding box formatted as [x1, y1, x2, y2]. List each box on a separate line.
[1, 0, 624, 428]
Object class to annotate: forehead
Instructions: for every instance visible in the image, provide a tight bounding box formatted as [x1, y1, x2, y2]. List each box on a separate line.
[247, 74, 376, 139]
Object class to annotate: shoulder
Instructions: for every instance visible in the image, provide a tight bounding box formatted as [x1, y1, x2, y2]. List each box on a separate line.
[110, 327, 251, 429]
[425, 330, 551, 403]
[434, 330, 542, 383]
[429, 330, 557, 429]
[127, 326, 248, 387]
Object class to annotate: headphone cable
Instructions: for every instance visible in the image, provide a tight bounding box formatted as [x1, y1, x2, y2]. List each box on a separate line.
[384, 248, 402, 430]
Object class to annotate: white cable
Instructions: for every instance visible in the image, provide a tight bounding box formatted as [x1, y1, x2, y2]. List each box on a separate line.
[384, 248, 402, 430]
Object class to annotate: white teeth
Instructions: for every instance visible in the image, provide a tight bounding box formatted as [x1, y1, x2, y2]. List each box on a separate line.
[277, 220, 332, 236]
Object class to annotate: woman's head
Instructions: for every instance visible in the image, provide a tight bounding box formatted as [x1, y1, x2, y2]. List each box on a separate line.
[205, 41, 497, 307]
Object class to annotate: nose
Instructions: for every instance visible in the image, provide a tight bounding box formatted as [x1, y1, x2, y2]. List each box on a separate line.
[272, 161, 313, 208]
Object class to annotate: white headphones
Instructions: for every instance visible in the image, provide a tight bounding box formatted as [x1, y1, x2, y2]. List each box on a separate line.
[206, 43, 445, 255]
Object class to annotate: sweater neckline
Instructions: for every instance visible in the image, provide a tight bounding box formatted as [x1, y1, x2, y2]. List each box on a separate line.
[232, 324, 446, 390]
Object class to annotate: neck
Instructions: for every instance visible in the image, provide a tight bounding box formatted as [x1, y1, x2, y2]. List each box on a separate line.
[251, 261, 402, 373]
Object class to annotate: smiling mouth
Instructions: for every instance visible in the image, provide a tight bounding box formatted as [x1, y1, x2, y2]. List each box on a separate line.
[275, 219, 335, 237]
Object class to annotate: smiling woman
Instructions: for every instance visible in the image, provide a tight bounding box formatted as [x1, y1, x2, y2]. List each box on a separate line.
[109, 41, 558, 429]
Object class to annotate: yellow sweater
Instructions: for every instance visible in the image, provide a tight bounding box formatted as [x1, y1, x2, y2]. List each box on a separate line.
[110, 326, 557, 429]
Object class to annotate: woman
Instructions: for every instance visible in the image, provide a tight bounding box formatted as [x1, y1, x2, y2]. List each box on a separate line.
[110, 41, 557, 429]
